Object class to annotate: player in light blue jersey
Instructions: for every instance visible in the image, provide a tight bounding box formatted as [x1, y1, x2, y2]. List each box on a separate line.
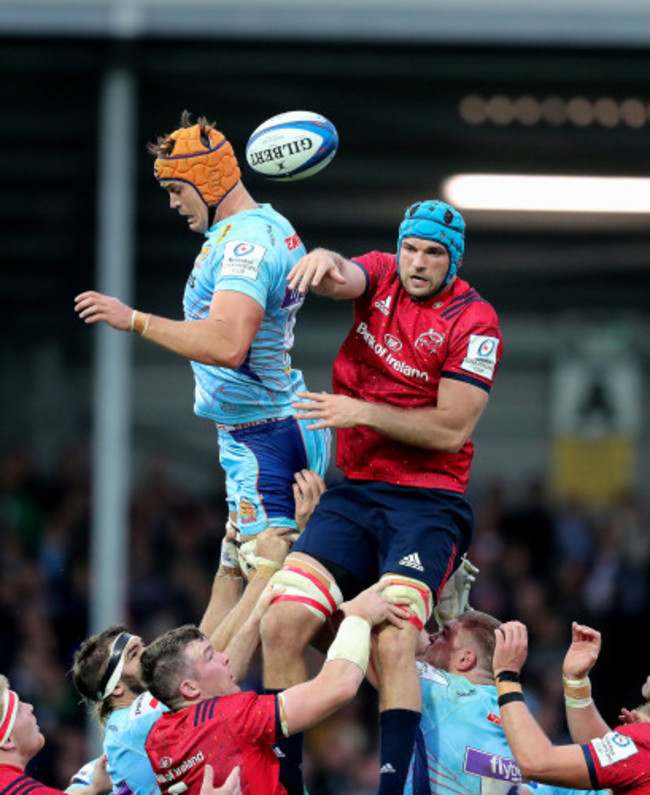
[405, 610, 606, 795]
[74, 110, 330, 570]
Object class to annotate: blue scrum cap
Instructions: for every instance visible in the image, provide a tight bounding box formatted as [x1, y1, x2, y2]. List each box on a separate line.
[397, 200, 465, 286]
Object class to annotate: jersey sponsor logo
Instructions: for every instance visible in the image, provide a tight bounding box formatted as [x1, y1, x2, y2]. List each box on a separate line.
[374, 295, 392, 315]
[487, 712, 502, 726]
[415, 329, 445, 355]
[284, 233, 303, 251]
[156, 751, 205, 784]
[216, 224, 233, 243]
[356, 322, 430, 382]
[464, 748, 522, 782]
[221, 240, 266, 280]
[461, 334, 499, 379]
[160, 758, 173, 769]
[398, 552, 425, 571]
[239, 498, 257, 525]
[281, 285, 305, 309]
[195, 244, 211, 270]
[130, 692, 160, 718]
[384, 333, 403, 352]
[591, 731, 638, 767]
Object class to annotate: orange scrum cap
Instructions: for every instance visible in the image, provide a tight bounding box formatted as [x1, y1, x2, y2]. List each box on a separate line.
[153, 123, 241, 208]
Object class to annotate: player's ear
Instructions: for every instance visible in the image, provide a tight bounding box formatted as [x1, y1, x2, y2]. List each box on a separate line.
[455, 648, 476, 672]
[179, 678, 200, 700]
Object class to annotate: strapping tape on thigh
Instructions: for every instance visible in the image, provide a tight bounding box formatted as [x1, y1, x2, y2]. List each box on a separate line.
[270, 559, 343, 622]
[379, 574, 433, 631]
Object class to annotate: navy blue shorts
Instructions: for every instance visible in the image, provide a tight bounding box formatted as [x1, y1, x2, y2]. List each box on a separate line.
[291, 477, 474, 602]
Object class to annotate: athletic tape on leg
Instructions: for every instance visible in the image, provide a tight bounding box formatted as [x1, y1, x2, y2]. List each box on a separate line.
[378, 574, 433, 631]
[271, 558, 343, 621]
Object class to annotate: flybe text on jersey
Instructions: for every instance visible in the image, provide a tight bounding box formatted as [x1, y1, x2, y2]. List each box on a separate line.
[356, 322, 429, 382]
[464, 747, 522, 782]
[155, 752, 204, 784]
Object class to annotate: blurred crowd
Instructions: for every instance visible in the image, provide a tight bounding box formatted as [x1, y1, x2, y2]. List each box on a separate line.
[1, 442, 648, 795]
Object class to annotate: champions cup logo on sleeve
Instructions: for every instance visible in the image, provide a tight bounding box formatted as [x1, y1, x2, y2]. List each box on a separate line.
[592, 732, 639, 767]
[220, 240, 266, 279]
[461, 334, 499, 379]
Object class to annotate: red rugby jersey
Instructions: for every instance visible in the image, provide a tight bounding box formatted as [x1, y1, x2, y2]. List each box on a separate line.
[145, 692, 285, 795]
[583, 725, 650, 795]
[0, 764, 64, 795]
[333, 251, 503, 490]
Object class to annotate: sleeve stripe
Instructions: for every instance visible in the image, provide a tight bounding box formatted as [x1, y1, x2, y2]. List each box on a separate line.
[350, 260, 370, 293]
[441, 371, 492, 393]
[581, 744, 600, 790]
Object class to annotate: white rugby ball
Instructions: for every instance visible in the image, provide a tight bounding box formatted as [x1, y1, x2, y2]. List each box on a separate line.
[246, 111, 338, 181]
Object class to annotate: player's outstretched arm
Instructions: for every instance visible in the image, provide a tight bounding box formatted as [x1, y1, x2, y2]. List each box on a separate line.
[292, 377, 488, 452]
[279, 585, 409, 735]
[493, 622, 592, 789]
[209, 527, 292, 653]
[562, 621, 610, 742]
[286, 248, 366, 299]
[74, 289, 263, 369]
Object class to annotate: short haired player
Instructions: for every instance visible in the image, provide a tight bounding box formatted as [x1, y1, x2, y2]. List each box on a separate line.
[140, 586, 408, 795]
[261, 200, 503, 795]
[74, 110, 330, 576]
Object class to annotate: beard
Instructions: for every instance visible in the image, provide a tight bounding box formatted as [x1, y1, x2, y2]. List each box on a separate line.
[121, 672, 147, 696]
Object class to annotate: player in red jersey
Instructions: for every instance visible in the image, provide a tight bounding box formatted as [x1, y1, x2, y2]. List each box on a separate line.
[0, 674, 112, 795]
[140, 585, 408, 795]
[494, 620, 650, 795]
[260, 199, 503, 795]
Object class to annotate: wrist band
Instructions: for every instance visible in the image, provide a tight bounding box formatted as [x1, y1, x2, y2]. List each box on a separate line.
[496, 670, 520, 682]
[130, 311, 152, 336]
[254, 558, 281, 572]
[254, 566, 276, 581]
[498, 692, 525, 707]
[563, 674, 592, 708]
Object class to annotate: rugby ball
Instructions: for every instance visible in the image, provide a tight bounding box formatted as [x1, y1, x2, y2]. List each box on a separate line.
[245, 111, 338, 181]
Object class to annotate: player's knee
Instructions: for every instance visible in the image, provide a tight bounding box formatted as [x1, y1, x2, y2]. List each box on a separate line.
[261, 603, 305, 654]
[378, 574, 433, 632]
[375, 619, 420, 668]
[266, 554, 343, 624]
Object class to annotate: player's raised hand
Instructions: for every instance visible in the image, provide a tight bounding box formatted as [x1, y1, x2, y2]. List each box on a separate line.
[563, 622, 601, 680]
[493, 621, 528, 676]
[287, 248, 348, 293]
[74, 291, 133, 331]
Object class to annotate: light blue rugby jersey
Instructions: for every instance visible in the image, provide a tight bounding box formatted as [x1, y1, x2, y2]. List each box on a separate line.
[103, 691, 167, 795]
[183, 204, 309, 425]
[406, 662, 606, 795]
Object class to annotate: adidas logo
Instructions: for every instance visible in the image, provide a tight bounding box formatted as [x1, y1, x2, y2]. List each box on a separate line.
[399, 552, 425, 572]
[380, 763, 396, 774]
[374, 295, 392, 315]
[272, 747, 286, 758]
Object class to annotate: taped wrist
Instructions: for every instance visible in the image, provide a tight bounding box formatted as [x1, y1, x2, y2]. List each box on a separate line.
[326, 615, 371, 673]
[219, 533, 241, 572]
[563, 674, 593, 708]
